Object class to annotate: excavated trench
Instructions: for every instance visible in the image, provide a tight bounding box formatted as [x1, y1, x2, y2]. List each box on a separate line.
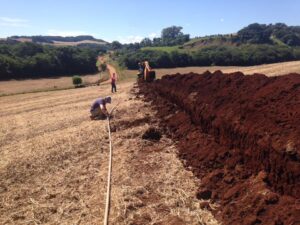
[139, 71, 300, 225]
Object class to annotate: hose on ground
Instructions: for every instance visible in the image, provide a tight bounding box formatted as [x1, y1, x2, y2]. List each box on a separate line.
[103, 103, 119, 225]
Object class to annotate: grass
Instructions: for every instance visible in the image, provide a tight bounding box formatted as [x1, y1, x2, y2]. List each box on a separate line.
[183, 35, 234, 50]
[141, 46, 183, 53]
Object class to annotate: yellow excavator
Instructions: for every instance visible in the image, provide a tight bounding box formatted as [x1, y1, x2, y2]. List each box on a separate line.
[137, 61, 156, 82]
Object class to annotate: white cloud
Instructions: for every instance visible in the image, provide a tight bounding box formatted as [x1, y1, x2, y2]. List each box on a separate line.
[149, 32, 158, 39]
[0, 17, 29, 27]
[117, 35, 144, 44]
[117, 32, 159, 44]
[220, 18, 225, 23]
[47, 29, 89, 37]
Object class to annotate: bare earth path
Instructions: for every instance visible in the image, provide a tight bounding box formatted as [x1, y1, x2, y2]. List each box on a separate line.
[0, 81, 219, 224]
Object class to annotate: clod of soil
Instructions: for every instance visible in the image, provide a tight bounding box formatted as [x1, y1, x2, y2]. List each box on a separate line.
[197, 189, 212, 200]
[139, 71, 300, 225]
[142, 127, 162, 141]
[110, 124, 117, 132]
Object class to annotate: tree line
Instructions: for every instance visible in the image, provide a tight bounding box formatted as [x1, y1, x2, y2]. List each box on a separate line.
[112, 23, 300, 52]
[234, 23, 300, 46]
[110, 26, 190, 50]
[115, 23, 300, 69]
[117, 44, 300, 69]
[0, 42, 104, 80]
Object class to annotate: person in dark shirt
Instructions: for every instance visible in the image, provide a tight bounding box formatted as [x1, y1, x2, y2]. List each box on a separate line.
[90, 96, 111, 120]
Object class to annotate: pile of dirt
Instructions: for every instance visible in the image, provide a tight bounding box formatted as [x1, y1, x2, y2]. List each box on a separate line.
[139, 71, 300, 225]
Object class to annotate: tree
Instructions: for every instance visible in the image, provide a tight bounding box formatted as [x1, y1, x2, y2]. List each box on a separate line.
[0, 42, 99, 80]
[152, 37, 162, 46]
[160, 26, 190, 46]
[237, 23, 272, 44]
[140, 38, 152, 47]
[282, 34, 300, 46]
[13, 42, 44, 57]
[111, 41, 122, 50]
[161, 26, 184, 40]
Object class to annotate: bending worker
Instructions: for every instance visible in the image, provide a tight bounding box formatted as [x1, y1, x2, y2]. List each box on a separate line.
[90, 96, 111, 120]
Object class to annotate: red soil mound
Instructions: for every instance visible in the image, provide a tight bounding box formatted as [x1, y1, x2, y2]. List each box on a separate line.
[139, 71, 300, 225]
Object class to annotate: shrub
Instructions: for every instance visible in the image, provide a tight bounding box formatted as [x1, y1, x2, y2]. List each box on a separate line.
[72, 75, 82, 87]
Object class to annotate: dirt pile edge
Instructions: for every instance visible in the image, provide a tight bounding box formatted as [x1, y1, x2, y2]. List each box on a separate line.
[139, 71, 300, 225]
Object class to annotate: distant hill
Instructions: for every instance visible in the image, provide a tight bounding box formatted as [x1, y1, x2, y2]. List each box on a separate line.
[117, 23, 300, 69]
[184, 23, 300, 49]
[6, 35, 108, 46]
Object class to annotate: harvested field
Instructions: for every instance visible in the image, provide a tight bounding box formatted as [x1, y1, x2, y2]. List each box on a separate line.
[0, 74, 102, 96]
[0, 81, 218, 224]
[153, 60, 300, 78]
[139, 71, 300, 225]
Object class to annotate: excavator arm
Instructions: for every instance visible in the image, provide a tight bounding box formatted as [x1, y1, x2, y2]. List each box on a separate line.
[143, 61, 156, 82]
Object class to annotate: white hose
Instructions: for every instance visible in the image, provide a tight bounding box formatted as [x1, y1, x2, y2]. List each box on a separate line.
[103, 116, 113, 225]
[103, 103, 119, 225]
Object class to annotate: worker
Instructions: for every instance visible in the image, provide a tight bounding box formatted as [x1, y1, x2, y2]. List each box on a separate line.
[143, 61, 150, 81]
[90, 96, 111, 120]
[137, 62, 144, 80]
[138, 62, 145, 74]
[111, 73, 117, 93]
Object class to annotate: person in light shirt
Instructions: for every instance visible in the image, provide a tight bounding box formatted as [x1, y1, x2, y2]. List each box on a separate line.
[90, 96, 111, 120]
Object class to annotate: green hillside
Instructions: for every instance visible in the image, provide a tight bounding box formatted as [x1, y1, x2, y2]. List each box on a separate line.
[116, 23, 300, 69]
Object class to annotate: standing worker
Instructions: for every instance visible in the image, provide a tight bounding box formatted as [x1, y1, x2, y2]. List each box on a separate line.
[111, 73, 117, 93]
[143, 61, 151, 81]
[90, 96, 112, 120]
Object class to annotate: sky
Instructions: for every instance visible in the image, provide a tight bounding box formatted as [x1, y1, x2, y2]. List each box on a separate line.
[0, 0, 299, 43]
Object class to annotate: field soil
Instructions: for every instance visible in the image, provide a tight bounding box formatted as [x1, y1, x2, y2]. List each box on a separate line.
[0, 74, 102, 96]
[0, 81, 218, 224]
[139, 71, 300, 225]
[152, 60, 300, 78]
[1, 61, 300, 224]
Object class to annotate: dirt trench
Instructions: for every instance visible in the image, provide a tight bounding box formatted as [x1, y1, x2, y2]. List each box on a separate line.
[105, 84, 219, 225]
[139, 71, 300, 225]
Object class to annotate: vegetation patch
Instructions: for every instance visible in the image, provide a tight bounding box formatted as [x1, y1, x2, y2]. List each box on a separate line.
[0, 42, 105, 80]
[115, 23, 300, 69]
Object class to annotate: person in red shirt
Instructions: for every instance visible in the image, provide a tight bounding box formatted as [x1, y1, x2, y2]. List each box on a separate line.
[111, 73, 117, 93]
